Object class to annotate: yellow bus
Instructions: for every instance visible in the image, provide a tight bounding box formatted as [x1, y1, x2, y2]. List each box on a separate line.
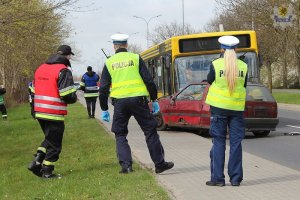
[140, 30, 260, 97]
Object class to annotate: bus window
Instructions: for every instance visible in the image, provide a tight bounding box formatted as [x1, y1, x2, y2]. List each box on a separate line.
[156, 58, 163, 93]
[147, 60, 154, 79]
[237, 52, 259, 82]
[174, 54, 219, 91]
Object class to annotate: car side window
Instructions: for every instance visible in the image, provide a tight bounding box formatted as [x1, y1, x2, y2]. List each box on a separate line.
[177, 84, 206, 100]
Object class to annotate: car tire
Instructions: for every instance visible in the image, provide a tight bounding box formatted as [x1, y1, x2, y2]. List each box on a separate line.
[197, 129, 210, 137]
[154, 112, 167, 131]
[252, 130, 270, 137]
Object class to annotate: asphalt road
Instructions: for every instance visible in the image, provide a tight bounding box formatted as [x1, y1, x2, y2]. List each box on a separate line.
[242, 105, 300, 171]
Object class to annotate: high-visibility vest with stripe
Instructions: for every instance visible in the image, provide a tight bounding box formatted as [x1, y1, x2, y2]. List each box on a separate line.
[205, 58, 248, 111]
[34, 64, 69, 121]
[106, 52, 149, 98]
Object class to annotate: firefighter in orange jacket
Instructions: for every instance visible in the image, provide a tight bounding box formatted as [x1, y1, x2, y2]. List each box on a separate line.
[28, 45, 77, 178]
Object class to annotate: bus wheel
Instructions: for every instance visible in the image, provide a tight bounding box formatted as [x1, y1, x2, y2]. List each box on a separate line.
[154, 112, 167, 131]
[252, 131, 270, 137]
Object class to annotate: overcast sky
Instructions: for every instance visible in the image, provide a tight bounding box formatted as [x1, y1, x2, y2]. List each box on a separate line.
[65, 0, 218, 76]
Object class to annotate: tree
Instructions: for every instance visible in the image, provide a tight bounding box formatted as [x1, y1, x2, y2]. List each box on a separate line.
[128, 43, 143, 54]
[149, 21, 198, 45]
[0, 0, 78, 105]
[206, 0, 299, 89]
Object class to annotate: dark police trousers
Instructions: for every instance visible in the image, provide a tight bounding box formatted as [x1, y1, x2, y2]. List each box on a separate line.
[209, 114, 245, 184]
[111, 96, 165, 168]
[84, 97, 97, 117]
[38, 119, 65, 163]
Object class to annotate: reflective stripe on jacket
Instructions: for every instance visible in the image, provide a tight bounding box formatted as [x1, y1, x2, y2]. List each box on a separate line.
[205, 58, 248, 111]
[84, 86, 99, 97]
[106, 52, 149, 98]
[34, 64, 68, 120]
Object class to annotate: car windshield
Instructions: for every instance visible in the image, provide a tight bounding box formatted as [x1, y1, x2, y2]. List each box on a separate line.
[177, 84, 206, 100]
[174, 52, 259, 92]
[246, 85, 276, 102]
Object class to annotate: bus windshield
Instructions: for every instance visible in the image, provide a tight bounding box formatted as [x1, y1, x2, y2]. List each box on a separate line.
[174, 52, 259, 91]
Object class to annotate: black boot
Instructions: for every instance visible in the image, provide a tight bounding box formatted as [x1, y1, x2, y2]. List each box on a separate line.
[155, 161, 174, 174]
[28, 152, 45, 177]
[41, 165, 57, 179]
[119, 166, 134, 174]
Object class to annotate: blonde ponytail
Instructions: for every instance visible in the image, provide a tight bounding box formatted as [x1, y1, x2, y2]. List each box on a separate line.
[224, 49, 238, 95]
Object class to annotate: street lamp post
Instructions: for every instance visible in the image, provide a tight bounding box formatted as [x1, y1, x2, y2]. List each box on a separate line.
[133, 14, 162, 47]
[182, 0, 185, 35]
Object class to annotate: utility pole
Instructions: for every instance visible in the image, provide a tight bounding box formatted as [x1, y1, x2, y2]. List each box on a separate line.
[182, 0, 185, 35]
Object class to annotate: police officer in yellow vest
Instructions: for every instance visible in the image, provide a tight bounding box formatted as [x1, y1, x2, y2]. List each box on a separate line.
[99, 33, 174, 174]
[205, 36, 248, 187]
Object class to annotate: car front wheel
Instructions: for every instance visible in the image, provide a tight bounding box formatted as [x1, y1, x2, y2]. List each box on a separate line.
[252, 130, 270, 137]
[153, 112, 167, 131]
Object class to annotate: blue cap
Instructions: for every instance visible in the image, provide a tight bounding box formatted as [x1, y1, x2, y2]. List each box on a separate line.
[110, 33, 129, 45]
[218, 35, 239, 49]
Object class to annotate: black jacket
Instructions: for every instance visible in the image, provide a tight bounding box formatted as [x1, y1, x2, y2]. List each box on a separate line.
[99, 48, 157, 111]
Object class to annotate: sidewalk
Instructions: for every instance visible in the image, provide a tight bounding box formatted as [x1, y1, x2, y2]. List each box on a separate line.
[79, 96, 300, 200]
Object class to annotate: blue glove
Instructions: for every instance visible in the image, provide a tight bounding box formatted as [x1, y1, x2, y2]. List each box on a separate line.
[152, 101, 160, 114]
[101, 110, 110, 122]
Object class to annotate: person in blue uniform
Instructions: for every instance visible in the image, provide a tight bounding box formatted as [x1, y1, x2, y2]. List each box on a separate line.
[80, 66, 100, 118]
[99, 33, 174, 174]
[205, 36, 248, 187]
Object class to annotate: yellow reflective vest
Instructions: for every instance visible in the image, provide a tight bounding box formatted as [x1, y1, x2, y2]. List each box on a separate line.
[106, 52, 149, 98]
[205, 58, 248, 111]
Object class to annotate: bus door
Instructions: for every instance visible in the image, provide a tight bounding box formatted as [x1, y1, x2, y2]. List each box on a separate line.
[167, 84, 206, 128]
[155, 58, 164, 97]
[148, 60, 156, 80]
[162, 55, 172, 96]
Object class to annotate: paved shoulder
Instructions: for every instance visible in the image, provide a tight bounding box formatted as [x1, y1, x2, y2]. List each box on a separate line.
[78, 95, 300, 200]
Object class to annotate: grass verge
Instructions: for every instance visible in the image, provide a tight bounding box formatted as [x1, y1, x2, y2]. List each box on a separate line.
[0, 103, 169, 200]
[272, 92, 300, 105]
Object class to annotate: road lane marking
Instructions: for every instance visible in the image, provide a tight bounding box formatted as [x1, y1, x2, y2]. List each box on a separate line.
[286, 125, 300, 129]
